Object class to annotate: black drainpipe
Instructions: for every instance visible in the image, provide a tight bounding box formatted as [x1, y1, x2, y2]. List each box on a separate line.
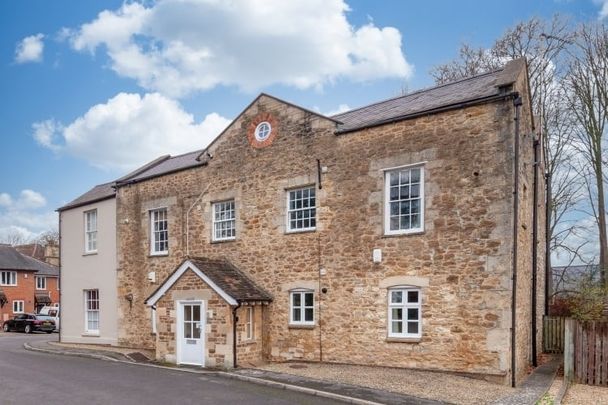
[511, 93, 523, 388]
[532, 137, 540, 367]
[544, 171, 552, 316]
[232, 303, 241, 368]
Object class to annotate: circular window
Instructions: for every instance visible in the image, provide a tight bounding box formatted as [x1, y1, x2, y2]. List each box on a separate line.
[254, 122, 272, 141]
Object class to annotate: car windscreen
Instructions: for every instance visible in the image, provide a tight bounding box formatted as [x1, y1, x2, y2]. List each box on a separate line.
[36, 316, 54, 320]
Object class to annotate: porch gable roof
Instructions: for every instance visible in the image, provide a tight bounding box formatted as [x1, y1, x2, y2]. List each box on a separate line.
[145, 257, 272, 306]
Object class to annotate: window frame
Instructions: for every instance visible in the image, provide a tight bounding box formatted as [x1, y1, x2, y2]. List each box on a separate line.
[387, 286, 422, 339]
[212, 200, 236, 242]
[245, 306, 254, 340]
[289, 289, 315, 326]
[286, 185, 317, 233]
[84, 289, 100, 334]
[12, 300, 24, 314]
[84, 209, 98, 253]
[35, 276, 46, 290]
[383, 164, 425, 236]
[1, 271, 17, 286]
[149, 208, 169, 255]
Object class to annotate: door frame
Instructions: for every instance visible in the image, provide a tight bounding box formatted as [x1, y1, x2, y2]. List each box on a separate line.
[176, 300, 206, 366]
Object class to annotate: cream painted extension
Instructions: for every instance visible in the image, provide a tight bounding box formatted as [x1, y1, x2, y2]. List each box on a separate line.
[59, 186, 118, 345]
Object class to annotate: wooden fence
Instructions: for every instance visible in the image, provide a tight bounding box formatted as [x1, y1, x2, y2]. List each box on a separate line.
[564, 319, 608, 386]
[543, 316, 565, 353]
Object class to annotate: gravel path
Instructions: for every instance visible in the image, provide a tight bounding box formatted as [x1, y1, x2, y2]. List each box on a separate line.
[563, 384, 608, 404]
[258, 362, 514, 405]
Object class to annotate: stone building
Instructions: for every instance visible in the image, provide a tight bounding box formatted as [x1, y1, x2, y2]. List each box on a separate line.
[63, 58, 546, 385]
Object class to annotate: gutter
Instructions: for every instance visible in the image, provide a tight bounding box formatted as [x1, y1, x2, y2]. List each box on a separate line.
[335, 93, 518, 135]
[511, 93, 523, 388]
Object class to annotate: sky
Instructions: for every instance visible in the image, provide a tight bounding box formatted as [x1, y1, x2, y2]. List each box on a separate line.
[0, 0, 606, 248]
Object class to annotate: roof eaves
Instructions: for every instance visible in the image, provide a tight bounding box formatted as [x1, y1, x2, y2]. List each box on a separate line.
[115, 155, 171, 183]
[115, 161, 207, 187]
[331, 68, 504, 121]
[56, 193, 116, 212]
[335, 92, 517, 135]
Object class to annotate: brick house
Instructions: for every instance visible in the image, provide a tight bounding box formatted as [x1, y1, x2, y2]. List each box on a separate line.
[62, 58, 546, 385]
[0, 244, 59, 321]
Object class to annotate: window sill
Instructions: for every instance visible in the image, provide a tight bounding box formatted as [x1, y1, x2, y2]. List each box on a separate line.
[211, 238, 236, 244]
[81, 332, 100, 337]
[148, 253, 169, 258]
[382, 230, 425, 238]
[288, 324, 315, 330]
[82, 252, 98, 256]
[385, 337, 421, 343]
[285, 228, 316, 235]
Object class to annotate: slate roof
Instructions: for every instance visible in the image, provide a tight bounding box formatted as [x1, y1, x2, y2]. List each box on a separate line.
[57, 182, 116, 212]
[0, 244, 39, 270]
[188, 257, 272, 302]
[0, 245, 58, 276]
[332, 59, 525, 133]
[24, 256, 59, 277]
[116, 150, 205, 185]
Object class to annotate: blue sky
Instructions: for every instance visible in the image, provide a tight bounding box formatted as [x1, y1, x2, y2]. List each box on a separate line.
[0, 0, 605, 242]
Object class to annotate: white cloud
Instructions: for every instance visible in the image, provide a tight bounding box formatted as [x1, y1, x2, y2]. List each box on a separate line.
[15, 33, 45, 63]
[0, 190, 56, 244]
[67, 0, 412, 97]
[0, 193, 12, 207]
[323, 104, 351, 116]
[596, 0, 608, 19]
[33, 92, 231, 171]
[33, 119, 63, 152]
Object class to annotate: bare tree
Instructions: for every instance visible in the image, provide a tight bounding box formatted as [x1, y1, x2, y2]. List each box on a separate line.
[565, 22, 608, 286]
[431, 16, 583, 270]
[0, 229, 31, 246]
[36, 229, 59, 247]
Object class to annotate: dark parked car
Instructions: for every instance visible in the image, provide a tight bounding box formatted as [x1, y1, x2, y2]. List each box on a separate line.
[3, 314, 55, 334]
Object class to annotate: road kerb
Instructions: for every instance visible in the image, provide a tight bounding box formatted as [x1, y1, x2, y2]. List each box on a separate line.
[23, 342, 383, 404]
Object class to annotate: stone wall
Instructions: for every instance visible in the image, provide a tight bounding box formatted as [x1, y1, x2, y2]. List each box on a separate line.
[116, 82, 542, 383]
[155, 269, 233, 368]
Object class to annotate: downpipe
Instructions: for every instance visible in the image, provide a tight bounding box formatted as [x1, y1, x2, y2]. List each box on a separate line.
[511, 94, 522, 388]
[532, 137, 540, 368]
[232, 303, 241, 368]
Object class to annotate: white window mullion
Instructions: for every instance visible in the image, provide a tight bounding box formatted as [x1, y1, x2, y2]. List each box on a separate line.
[388, 287, 421, 338]
[213, 200, 236, 241]
[384, 165, 424, 235]
[286, 186, 316, 232]
[1, 271, 17, 286]
[84, 289, 100, 334]
[150, 208, 168, 254]
[289, 290, 315, 326]
[84, 210, 98, 253]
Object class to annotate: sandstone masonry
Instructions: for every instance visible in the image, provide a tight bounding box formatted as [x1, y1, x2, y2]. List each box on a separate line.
[109, 59, 545, 385]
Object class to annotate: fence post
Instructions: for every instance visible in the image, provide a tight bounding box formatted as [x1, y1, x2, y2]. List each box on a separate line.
[564, 318, 575, 383]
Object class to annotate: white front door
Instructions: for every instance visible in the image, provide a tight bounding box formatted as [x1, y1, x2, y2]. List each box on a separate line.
[177, 301, 205, 366]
